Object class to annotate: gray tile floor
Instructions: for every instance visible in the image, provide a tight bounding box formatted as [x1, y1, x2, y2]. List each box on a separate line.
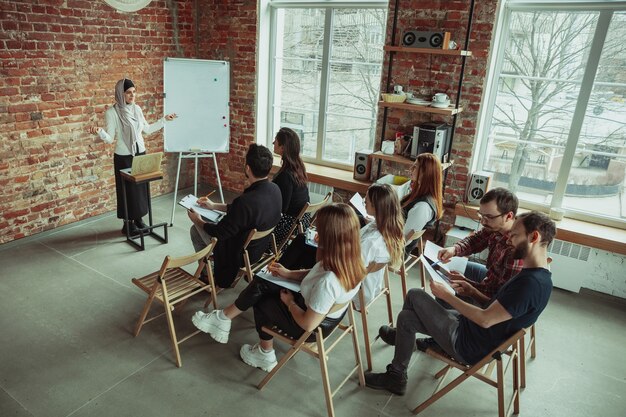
[1, 187, 625, 417]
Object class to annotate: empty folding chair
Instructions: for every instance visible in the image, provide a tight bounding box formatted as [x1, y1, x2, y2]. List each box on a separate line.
[132, 237, 217, 367]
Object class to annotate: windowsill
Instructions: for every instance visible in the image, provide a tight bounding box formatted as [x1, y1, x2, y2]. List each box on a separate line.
[455, 203, 626, 256]
[271, 161, 371, 194]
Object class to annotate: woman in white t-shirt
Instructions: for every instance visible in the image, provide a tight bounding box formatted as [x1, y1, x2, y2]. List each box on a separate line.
[191, 203, 366, 372]
[354, 183, 405, 310]
[401, 153, 443, 252]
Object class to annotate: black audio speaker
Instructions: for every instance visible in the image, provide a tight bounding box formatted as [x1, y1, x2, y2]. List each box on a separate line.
[466, 171, 494, 204]
[402, 31, 450, 49]
[354, 150, 372, 181]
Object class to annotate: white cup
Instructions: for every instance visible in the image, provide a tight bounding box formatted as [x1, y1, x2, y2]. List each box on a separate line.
[432, 93, 449, 103]
[405, 91, 414, 99]
[394, 85, 404, 94]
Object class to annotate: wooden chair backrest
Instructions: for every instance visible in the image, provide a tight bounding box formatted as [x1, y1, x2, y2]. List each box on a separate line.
[366, 261, 387, 274]
[327, 301, 350, 316]
[242, 227, 276, 249]
[161, 237, 217, 271]
[297, 191, 332, 234]
[405, 228, 426, 245]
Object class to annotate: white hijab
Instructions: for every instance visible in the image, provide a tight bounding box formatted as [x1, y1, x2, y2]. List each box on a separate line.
[113, 79, 143, 156]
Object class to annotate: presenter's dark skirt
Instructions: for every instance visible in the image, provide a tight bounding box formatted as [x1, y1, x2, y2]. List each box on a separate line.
[113, 153, 149, 221]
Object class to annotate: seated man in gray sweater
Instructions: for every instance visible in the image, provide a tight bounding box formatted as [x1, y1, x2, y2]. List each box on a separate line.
[365, 211, 556, 395]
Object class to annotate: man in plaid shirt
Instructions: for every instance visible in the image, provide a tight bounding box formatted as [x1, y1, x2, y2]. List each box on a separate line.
[438, 188, 523, 305]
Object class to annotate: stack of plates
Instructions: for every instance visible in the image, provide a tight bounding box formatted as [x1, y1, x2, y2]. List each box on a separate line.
[407, 98, 431, 106]
[431, 101, 451, 108]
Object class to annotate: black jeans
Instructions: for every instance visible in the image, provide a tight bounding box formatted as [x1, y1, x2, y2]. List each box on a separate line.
[234, 277, 344, 341]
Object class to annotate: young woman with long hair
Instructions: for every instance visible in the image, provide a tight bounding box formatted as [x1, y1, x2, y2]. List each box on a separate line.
[354, 183, 405, 310]
[192, 204, 366, 372]
[401, 153, 443, 237]
[272, 127, 310, 245]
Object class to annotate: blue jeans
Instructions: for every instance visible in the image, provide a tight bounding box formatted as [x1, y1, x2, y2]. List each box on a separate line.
[464, 261, 487, 283]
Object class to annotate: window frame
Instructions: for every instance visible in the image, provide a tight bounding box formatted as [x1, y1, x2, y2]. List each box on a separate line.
[259, 0, 389, 170]
[474, 0, 626, 229]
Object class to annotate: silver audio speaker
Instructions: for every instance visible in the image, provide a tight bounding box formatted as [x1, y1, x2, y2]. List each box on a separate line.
[466, 171, 494, 205]
[353, 150, 372, 181]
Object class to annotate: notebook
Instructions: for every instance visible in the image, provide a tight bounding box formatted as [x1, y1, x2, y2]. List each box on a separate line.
[178, 194, 225, 223]
[127, 152, 163, 175]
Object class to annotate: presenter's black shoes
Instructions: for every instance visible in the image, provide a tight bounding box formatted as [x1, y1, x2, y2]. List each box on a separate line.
[365, 365, 408, 396]
[134, 219, 148, 230]
[121, 222, 141, 237]
[379, 325, 397, 346]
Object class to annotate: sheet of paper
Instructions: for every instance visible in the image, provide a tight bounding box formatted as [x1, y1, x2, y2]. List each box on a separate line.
[423, 240, 468, 274]
[420, 255, 455, 295]
[179, 194, 225, 223]
[256, 267, 301, 293]
[350, 193, 368, 218]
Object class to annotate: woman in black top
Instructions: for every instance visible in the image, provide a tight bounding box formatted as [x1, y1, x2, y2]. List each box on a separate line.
[272, 127, 310, 246]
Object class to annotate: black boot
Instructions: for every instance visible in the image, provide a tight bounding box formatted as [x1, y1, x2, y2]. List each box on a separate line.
[134, 218, 148, 230]
[378, 325, 397, 346]
[365, 364, 408, 396]
[121, 222, 140, 236]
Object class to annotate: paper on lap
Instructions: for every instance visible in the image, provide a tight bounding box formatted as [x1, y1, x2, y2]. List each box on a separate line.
[423, 240, 468, 274]
[256, 267, 301, 292]
[420, 255, 455, 295]
[179, 194, 225, 223]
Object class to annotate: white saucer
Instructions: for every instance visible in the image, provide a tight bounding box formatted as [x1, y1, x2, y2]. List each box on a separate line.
[430, 101, 451, 108]
[407, 98, 431, 105]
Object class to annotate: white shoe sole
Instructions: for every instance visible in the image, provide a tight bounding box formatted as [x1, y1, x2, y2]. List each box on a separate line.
[191, 314, 229, 344]
[240, 349, 277, 372]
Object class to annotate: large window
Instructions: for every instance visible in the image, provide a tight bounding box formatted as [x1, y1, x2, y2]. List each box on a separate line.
[477, 1, 626, 228]
[264, 1, 388, 168]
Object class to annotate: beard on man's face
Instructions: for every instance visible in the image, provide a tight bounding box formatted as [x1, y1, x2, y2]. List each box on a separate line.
[512, 241, 529, 260]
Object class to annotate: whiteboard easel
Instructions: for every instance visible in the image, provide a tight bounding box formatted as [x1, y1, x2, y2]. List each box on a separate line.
[163, 58, 230, 225]
[169, 152, 225, 225]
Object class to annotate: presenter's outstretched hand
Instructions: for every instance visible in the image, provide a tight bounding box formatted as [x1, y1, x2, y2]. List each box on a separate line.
[164, 113, 178, 121]
[88, 126, 102, 135]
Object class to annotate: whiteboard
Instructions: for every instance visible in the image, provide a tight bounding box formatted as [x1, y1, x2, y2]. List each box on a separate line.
[163, 58, 230, 153]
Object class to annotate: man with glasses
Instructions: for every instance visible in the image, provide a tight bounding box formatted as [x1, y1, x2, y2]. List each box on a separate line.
[437, 187, 522, 304]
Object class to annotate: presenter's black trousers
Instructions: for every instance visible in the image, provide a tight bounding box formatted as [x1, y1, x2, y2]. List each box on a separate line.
[113, 153, 149, 221]
[234, 277, 343, 342]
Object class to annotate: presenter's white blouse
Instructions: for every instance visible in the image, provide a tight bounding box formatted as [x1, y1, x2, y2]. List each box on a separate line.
[97, 105, 164, 155]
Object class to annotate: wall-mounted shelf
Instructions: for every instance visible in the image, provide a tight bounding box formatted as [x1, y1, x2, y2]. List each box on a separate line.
[370, 151, 453, 176]
[378, 101, 463, 116]
[384, 45, 472, 56]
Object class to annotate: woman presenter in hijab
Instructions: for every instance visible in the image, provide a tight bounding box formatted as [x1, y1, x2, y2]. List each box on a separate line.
[89, 78, 177, 236]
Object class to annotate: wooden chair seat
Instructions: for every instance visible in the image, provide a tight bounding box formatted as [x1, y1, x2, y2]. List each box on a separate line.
[256, 302, 365, 417]
[412, 329, 525, 417]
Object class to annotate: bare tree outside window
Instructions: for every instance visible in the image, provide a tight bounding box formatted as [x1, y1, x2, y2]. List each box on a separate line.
[482, 9, 626, 224]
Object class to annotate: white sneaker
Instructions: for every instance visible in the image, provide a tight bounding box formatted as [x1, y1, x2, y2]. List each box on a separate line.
[239, 343, 277, 372]
[191, 310, 231, 344]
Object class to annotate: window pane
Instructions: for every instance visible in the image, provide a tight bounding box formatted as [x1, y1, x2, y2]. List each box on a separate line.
[482, 11, 599, 207]
[562, 12, 626, 221]
[275, 8, 324, 159]
[324, 9, 385, 164]
[271, 7, 386, 166]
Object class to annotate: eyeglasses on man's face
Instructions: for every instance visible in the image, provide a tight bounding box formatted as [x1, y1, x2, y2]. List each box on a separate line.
[476, 211, 507, 221]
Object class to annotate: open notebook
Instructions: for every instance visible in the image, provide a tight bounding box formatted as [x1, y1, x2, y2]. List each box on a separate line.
[178, 194, 225, 223]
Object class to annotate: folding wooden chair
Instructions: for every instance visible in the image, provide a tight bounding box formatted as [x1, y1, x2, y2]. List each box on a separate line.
[354, 262, 392, 371]
[131, 237, 218, 367]
[389, 229, 426, 299]
[257, 302, 365, 417]
[412, 329, 525, 417]
[275, 191, 332, 254]
[203, 227, 277, 309]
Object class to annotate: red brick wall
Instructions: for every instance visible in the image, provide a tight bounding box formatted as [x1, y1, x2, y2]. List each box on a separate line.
[0, 0, 195, 243]
[378, 0, 498, 214]
[195, 0, 258, 192]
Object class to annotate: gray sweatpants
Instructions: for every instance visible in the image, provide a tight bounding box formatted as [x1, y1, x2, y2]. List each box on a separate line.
[391, 288, 467, 373]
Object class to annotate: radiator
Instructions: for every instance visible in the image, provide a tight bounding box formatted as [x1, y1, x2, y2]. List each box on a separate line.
[548, 239, 591, 293]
